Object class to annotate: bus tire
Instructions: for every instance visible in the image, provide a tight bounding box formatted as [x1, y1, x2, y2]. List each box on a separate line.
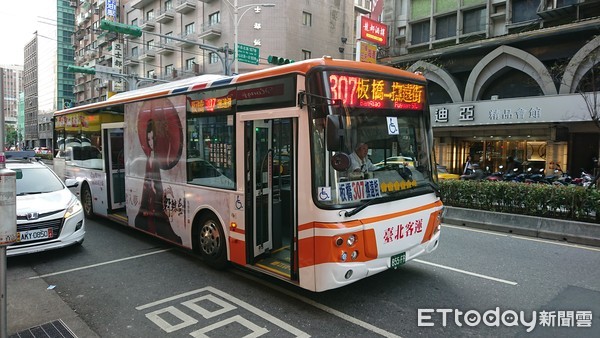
[81, 184, 95, 219]
[197, 214, 227, 269]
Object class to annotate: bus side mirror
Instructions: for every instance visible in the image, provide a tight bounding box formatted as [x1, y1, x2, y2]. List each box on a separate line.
[326, 115, 344, 152]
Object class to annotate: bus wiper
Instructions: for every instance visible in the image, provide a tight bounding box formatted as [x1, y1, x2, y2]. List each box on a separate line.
[344, 183, 438, 218]
[344, 189, 405, 218]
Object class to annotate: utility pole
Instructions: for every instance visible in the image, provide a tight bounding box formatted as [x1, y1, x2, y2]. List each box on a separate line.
[0, 66, 18, 338]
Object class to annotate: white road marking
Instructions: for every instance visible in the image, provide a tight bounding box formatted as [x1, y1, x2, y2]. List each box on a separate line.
[442, 224, 508, 236]
[443, 224, 600, 252]
[413, 259, 518, 286]
[137, 286, 310, 337]
[232, 270, 402, 338]
[28, 249, 172, 279]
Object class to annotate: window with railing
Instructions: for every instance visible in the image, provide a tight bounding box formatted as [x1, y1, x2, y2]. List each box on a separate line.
[436, 14, 456, 39]
[512, 0, 539, 23]
[186, 57, 195, 70]
[463, 7, 485, 34]
[165, 0, 173, 10]
[302, 50, 311, 59]
[411, 20, 430, 44]
[303, 12, 312, 26]
[146, 9, 154, 20]
[185, 22, 195, 35]
[209, 11, 220, 26]
[209, 52, 219, 64]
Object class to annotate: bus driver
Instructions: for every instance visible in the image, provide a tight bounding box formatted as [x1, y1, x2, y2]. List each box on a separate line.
[349, 143, 378, 177]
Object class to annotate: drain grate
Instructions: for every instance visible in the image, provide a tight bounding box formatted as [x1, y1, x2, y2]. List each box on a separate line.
[9, 320, 76, 338]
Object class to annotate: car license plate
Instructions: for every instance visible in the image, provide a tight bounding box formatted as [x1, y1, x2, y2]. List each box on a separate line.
[17, 228, 53, 242]
[391, 252, 406, 269]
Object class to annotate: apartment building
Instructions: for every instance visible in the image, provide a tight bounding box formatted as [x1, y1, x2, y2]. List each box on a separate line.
[71, 0, 374, 104]
[0, 65, 23, 137]
[382, 0, 600, 176]
[23, 0, 75, 150]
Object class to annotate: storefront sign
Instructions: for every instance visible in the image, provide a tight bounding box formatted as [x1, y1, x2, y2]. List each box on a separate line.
[357, 16, 388, 46]
[431, 94, 592, 127]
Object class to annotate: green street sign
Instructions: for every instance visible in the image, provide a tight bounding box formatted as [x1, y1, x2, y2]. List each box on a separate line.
[237, 43, 259, 65]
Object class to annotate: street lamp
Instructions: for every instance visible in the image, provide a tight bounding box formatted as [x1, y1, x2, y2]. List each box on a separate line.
[224, 0, 275, 74]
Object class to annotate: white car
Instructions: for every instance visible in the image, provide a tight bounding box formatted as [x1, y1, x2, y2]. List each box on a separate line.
[5, 151, 85, 256]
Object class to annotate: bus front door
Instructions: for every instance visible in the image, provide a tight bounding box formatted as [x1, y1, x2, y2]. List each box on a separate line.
[252, 120, 273, 257]
[247, 118, 297, 279]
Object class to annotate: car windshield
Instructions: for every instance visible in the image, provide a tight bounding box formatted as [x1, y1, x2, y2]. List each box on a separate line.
[14, 167, 65, 195]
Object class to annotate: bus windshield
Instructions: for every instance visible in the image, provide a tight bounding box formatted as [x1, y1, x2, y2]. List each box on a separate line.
[309, 71, 436, 208]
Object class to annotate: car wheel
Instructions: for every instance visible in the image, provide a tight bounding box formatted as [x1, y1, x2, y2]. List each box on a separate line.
[81, 184, 95, 219]
[197, 215, 227, 269]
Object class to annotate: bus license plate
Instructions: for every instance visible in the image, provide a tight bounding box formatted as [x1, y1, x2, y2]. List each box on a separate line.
[391, 252, 406, 269]
[17, 228, 53, 242]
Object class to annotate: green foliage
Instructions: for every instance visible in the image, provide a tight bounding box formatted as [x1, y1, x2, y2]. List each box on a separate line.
[439, 180, 600, 223]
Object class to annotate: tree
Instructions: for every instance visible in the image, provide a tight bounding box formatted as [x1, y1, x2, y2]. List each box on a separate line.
[4, 124, 18, 147]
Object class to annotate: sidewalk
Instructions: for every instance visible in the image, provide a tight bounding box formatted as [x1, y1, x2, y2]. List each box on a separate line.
[6, 264, 99, 338]
[443, 206, 600, 247]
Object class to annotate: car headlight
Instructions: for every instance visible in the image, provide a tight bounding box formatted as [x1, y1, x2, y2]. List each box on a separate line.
[64, 196, 83, 219]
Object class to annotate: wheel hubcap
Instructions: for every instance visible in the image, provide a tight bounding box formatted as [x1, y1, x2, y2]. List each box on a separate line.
[200, 221, 220, 256]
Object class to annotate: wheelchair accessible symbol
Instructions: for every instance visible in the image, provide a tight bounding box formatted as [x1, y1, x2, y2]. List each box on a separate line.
[318, 187, 331, 201]
[387, 117, 399, 135]
[235, 196, 244, 210]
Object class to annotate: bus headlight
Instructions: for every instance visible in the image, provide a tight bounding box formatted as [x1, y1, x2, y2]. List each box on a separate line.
[351, 250, 359, 260]
[64, 197, 82, 219]
[340, 251, 347, 262]
[347, 234, 357, 246]
[335, 237, 344, 246]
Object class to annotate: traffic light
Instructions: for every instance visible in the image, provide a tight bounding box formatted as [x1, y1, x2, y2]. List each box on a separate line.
[99, 19, 143, 38]
[267, 55, 295, 65]
[67, 65, 96, 75]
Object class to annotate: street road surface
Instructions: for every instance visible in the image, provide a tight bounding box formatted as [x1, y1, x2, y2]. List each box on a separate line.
[7, 218, 600, 337]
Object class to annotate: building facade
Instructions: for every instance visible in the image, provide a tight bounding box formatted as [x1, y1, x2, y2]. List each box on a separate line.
[23, 1, 75, 150]
[0, 64, 23, 148]
[382, 0, 600, 177]
[70, 0, 373, 103]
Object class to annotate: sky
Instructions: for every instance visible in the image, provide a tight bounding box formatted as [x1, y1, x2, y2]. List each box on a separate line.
[0, 0, 57, 65]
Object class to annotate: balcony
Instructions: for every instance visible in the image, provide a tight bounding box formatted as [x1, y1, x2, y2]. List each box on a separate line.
[176, 32, 198, 47]
[156, 9, 175, 24]
[198, 23, 221, 40]
[537, 0, 579, 20]
[176, 0, 196, 14]
[130, 0, 155, 9]
[156, 39, 177, 55]
[140, 18, 156, 31]
[198, 0, 217, 3]
[73, 84, 85, 93]
[124, 56, 140, 67]
[97, 31, 118, 47]
[139, 48, 156, 61]
[85, 50, 97, 61]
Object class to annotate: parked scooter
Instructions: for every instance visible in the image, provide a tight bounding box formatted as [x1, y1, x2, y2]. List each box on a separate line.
[486, 165, 504, 181]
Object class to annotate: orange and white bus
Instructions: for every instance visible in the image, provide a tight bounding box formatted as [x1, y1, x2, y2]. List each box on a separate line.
[53, 57, 442, 292]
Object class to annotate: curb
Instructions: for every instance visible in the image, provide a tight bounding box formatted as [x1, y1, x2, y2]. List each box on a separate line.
[442, 206, 600, 247]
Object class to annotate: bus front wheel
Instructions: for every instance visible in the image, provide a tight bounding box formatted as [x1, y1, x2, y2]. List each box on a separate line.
[197, 215, 227, 269]
[81, 184, 95, 219]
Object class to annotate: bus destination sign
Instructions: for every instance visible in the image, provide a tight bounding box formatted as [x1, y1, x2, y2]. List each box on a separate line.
[328, 74, 424, 110]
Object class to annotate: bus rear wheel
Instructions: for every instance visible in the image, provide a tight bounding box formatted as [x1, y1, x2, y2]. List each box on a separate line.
[81, 184, 95, 219]
[197, 215, 227, 269]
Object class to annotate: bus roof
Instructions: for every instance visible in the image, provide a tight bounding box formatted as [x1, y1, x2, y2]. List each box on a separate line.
[54, 56, 425, 116]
